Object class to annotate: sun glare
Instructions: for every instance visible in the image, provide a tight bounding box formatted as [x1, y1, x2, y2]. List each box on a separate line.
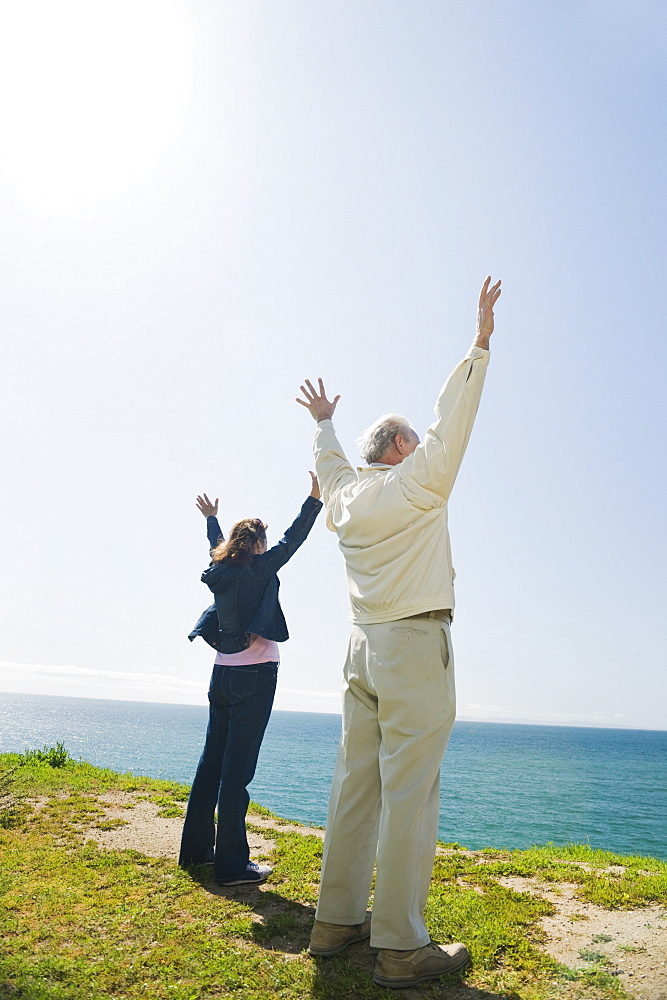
[0, 0, 193, 212]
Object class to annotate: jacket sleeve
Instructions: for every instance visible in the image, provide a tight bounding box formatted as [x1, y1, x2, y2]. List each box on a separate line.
[399, 346, 489, 506]
[259, 496, 323, 575]
[206, 516, 223, 552]
[313, 420, 358, 509]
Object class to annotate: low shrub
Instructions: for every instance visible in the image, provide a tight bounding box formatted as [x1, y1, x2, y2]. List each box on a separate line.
[23, 742, 74, 768]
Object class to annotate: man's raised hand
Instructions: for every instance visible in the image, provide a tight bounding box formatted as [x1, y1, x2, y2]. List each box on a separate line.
[475, 276, 502, 350]
[196, 493, 219, 518]
[296, 378, 341, 423]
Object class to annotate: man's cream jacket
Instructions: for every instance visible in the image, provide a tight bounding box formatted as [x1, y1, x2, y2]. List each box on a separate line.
[313, 346, 489, 624]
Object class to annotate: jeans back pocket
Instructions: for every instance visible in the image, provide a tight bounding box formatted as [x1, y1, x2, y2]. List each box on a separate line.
[228, 667, 259, 699]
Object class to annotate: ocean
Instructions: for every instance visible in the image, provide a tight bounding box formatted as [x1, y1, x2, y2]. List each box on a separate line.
[1, 691, 665, 860]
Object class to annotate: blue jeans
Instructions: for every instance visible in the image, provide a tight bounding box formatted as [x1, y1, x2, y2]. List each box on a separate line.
[179, 661, 278, 880]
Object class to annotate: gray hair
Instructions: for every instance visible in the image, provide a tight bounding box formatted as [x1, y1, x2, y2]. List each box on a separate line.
[356, 413, 413, 465]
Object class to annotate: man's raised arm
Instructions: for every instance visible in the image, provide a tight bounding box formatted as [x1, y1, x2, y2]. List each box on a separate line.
[296, 378, 356, 508]
[400, 276, 501, 503]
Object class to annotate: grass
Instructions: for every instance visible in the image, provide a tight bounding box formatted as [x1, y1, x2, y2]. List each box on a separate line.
[1, 750, 665, 999]
[445, 843, 667, 910]
[577, 949, 609, 964]
[0, 764, 26, 829]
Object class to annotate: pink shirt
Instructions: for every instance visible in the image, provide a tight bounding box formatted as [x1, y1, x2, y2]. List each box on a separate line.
[215, 634, 280, 666]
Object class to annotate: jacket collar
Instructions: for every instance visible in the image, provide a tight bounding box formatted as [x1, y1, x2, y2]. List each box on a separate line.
[357, 464, 392, 477]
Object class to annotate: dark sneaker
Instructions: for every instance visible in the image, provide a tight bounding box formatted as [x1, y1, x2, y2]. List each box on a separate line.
[216, 862, 273, 886]
[373, 941, 470, 988]
[308, 913, 372, 956]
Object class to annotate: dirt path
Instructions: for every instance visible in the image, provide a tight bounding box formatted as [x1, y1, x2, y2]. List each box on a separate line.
[85, 792, 667, 1000]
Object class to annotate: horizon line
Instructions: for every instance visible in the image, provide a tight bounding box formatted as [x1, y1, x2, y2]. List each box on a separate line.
[1, 688, 665, 734]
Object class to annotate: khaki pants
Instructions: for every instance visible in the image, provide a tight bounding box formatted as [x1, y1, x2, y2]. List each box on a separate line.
[315, 616, 456, 950]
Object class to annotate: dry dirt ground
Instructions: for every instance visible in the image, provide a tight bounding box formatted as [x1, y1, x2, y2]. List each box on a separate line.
[83, 792, 667, 1000]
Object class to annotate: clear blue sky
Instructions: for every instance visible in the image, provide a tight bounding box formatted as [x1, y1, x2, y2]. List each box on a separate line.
[0, 0, 665, 729]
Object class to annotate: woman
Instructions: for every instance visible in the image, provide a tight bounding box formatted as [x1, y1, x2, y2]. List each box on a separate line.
[179, 475, 322, 886]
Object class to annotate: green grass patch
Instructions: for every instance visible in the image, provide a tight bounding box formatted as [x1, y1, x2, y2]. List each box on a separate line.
[443, 840, 667, 909]
[1, 750, 662, 999]
[578, 948, 610, 964]
[2, 751, 186, 798]
[148, 795, 186, 818]
[95, 817, 129, 831]
[0, 764, 28, 829]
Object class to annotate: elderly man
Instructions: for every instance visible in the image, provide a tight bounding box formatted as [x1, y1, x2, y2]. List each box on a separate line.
[296, 277, 501, 989]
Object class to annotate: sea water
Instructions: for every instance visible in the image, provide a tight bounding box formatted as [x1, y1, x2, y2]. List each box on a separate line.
[1, 692, 665, 860]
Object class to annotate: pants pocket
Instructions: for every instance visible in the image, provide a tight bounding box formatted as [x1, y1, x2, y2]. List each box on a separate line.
[440, 625, 450, 670]
[228, 667, 259, 698]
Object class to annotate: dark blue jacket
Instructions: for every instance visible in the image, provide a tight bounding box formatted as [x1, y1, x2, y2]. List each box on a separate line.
[188, 496, 322, 654]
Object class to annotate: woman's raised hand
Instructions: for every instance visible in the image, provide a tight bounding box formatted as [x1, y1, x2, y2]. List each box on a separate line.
[195, 493, 219, 518]
[309, 472, 321, 501]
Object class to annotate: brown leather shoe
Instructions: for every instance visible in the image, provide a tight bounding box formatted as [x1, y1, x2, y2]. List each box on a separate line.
[308, 913, 372, 956]
[373, 940, 470, 988]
